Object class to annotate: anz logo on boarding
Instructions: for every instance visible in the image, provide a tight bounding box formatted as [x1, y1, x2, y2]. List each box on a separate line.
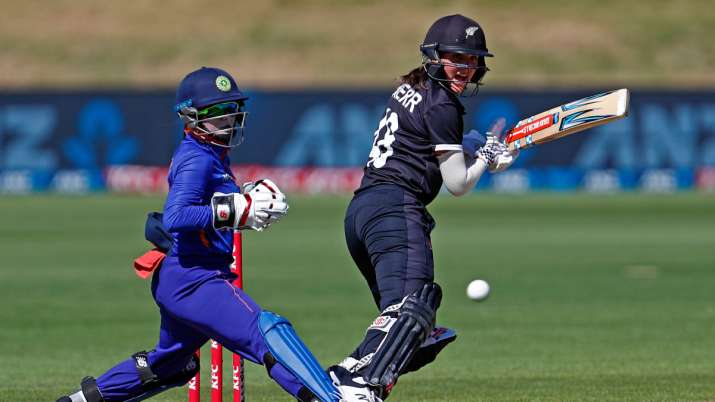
[274, 85, 423, 168]
[62, 99, 138, 169]
[0, 98, 137, 171]
[275, 103, 385, 167]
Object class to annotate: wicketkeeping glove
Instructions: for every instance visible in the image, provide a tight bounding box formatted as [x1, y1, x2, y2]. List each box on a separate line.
[211, 179, 289, 231]
[243, 179, 289, 227]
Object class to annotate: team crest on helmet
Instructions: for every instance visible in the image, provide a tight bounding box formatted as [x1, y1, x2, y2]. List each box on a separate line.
[215, 75, 232, 92]
[465, 26, 479, 38]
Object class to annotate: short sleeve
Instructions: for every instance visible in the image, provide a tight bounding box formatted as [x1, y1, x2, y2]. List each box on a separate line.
[425, 102, 464, 152]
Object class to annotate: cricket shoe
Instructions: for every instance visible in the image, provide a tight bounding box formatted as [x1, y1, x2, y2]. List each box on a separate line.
[56, 395, 86, 402]
[328, 365, 383, 402]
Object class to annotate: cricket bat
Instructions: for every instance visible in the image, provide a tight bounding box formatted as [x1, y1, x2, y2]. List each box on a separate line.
[505, 88, 629, 151]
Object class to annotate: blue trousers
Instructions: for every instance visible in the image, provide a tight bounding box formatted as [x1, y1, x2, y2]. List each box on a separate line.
[95, 255, 304, 401]
[344, 184, 436, 361]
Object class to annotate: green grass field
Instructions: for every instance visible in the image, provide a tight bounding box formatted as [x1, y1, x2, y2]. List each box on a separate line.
[1, 194, 714, 402]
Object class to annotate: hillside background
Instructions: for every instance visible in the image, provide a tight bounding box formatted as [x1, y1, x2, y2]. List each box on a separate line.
[3, 0, 714, 89]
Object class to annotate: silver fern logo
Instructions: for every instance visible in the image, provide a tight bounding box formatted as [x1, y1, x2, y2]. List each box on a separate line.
[465, 26, 479, 38]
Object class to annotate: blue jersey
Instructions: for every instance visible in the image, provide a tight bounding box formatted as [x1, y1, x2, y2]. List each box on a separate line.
[357, 79, 465, 205]
[162, 135, 239, 259]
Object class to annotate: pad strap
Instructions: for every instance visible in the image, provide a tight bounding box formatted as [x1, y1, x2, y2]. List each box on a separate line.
[132, 351, 158, 386]
[297, 386, 321, 402]
[262, 351, 277, 373]
[401, 326, 456, 375]
[80, 377, 105, 402]
[363, 283, 442, 390]
[124, 353, 200, 402]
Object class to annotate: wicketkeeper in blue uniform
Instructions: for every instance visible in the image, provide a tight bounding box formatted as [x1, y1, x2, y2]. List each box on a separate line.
[327, 15, 519, 401]
[57, 67, 341, 402]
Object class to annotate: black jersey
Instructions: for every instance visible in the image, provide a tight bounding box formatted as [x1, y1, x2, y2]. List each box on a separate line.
[357, 79, 465, 205]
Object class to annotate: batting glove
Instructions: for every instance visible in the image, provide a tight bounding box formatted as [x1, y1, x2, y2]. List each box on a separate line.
[461, 129, 487, 157]
[489, 148, 519, 173]
[476, 135, 507, 166]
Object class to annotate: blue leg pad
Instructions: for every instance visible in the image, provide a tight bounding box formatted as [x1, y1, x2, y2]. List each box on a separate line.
[259, 311, 340, 402]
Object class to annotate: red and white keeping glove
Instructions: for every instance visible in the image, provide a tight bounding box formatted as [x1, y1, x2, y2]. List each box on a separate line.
[211, 179, 288, 231]
[242, 179, 289, 227]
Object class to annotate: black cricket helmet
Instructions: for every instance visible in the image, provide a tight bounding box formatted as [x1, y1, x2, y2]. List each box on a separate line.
[174, 67, 249, 148]
[420, 14, 493, 96]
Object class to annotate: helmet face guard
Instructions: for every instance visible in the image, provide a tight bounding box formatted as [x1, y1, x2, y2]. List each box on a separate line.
[179, 101, 248, 148]
[420, 43, 492, 97]
[421, 47, 490, 97]
[174, 67, 249, 148]
[420, 14, 494, 97]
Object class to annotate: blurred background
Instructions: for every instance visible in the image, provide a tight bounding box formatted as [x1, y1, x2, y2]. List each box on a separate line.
[1, 1, 714, 401]
[1, 0, 714, 193]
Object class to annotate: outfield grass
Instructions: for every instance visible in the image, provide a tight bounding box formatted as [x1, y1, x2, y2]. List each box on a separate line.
[1, 194, 714, 401]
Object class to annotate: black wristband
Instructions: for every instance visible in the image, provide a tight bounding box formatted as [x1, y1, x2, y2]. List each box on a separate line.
[211, 194, 236, 229]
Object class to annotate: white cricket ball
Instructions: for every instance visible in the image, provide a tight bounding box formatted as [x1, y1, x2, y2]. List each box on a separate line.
[466, 279, 490, 301]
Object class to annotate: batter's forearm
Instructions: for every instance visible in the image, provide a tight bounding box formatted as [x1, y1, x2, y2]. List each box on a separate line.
[438, 150, 487, 196]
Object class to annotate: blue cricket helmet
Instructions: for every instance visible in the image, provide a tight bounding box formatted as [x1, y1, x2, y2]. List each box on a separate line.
[175, 67, 249, 148]
[174, 67, 248, 112]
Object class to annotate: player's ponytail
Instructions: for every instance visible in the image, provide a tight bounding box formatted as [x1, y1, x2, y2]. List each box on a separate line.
[400, 66, 429, 89]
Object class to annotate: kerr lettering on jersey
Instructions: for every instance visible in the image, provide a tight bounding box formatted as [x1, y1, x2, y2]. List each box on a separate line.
[391, 84, 423, 113]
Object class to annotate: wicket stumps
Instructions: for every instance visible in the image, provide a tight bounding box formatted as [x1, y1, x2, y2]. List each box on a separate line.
[188, 231, 245, 402]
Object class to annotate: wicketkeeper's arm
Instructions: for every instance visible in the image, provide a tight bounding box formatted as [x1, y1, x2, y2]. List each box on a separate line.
[163, 156, 214, 232]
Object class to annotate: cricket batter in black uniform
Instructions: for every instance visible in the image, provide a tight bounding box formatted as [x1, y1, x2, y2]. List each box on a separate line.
[328, 15, 518, 402]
